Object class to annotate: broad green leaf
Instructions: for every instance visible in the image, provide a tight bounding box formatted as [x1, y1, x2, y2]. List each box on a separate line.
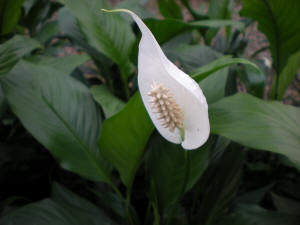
[0, 0, 24, 34]
[60, 0, 135, 77]
[91, 85, 125, 119]
[199, 68, 228, 104]
[190, 56, 262, 82]
[146, 133, 213, 215]
[0, 183, 118, 225]
[98, 92, 154, 187]
[210, 93, 300, 169]
[0, 35, 41, 76]
[27, 55, 90, 75]
[219, 204, 300, 225]
[278, 50, 300, 99]
[195, 146, 243, 225]
[241, 0, 300, 74]
[1, 60, 111, 183]
[158, 0, 182, 19]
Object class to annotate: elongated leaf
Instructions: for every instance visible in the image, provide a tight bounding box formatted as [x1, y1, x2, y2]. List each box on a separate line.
[0, 0, 24, 34]
[241, 0, 300, 74]
[219, 204, 300, 225]
[1, 60, 111, 183]
[278, 50, 300, 99]
[98, 92, 154, 187]
[91, 85, 125, 118]
[190, 56, 262, 82]
[146, 134, 213, 215]
[0, 183, 118, 225]
[209, 93, 300, 169]
[190, 19, 243, 30]
[195, 146, 243, 225]
[27, 55, 90, 75]
[158, 0, 182, 19]
[0, 35, 41, 76]
[199, 68, 228, 104]
[60, 0, 135, 76]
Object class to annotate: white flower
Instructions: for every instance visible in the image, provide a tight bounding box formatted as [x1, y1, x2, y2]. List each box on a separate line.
[102, 9, 210, 150]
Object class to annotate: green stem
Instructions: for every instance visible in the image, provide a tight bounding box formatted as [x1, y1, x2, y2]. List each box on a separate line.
[166, 151, 190, 225]
[111, 184, 135, 225]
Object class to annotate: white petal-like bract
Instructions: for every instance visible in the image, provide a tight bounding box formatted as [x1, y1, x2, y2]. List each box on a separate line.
[102, 9, 210, 150]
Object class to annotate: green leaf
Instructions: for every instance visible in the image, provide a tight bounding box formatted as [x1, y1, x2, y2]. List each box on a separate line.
[0, 0, 25, 34]
[146, 133, 213, 215]
[190, 19, 244, 30]
[278, 50, 300, 99]
[91, 85, 125, 119]
[0, 183, 118, 225]
[190, 56, 262, 82]
[219, 204, 300, 225]
[60, 0, 135, 76]
[0, 35, 41, 76]
[1, 60, 111, 183]
[241, 0, 300, 74]
[26, 55, 90, 75]
[98, 92, 154, 187]
[209, 93, 300, 169]
[158, 0, 182, 19]
[199, 67, 228, 104]
[195, 145, 243, 225]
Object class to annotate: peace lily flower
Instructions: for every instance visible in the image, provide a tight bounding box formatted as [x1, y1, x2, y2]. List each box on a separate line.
[102, 9, 210, 150]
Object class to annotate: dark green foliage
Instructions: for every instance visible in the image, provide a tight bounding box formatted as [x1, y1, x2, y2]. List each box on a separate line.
[0, 0, 299, 224]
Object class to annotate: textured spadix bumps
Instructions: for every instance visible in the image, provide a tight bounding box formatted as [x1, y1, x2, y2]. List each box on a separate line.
[102, 9, 210, 150]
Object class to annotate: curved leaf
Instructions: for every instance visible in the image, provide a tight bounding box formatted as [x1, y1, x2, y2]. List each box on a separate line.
[210, 93, 300, 169]
[0, 183, 118, 225]
[277, 50, 300, 99]
[190, 56, 262, 82]
[27, 55, 90, 75]
[1, 60, 111, 183]
[90, 85, 125, 118]
[60, 0, 135, 76]
[0, 35, 41, 76]
[241, 0, 300, 73]
[98, 92, 153, 187]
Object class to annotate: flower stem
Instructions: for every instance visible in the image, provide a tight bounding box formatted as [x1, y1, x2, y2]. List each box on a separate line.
[166, 150, 190, 225]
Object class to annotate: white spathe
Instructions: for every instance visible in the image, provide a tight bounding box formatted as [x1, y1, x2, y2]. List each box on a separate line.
[102, 9, 210, 150]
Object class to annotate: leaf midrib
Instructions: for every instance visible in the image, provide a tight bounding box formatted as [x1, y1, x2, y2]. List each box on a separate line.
[41, 94, 109, 183]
